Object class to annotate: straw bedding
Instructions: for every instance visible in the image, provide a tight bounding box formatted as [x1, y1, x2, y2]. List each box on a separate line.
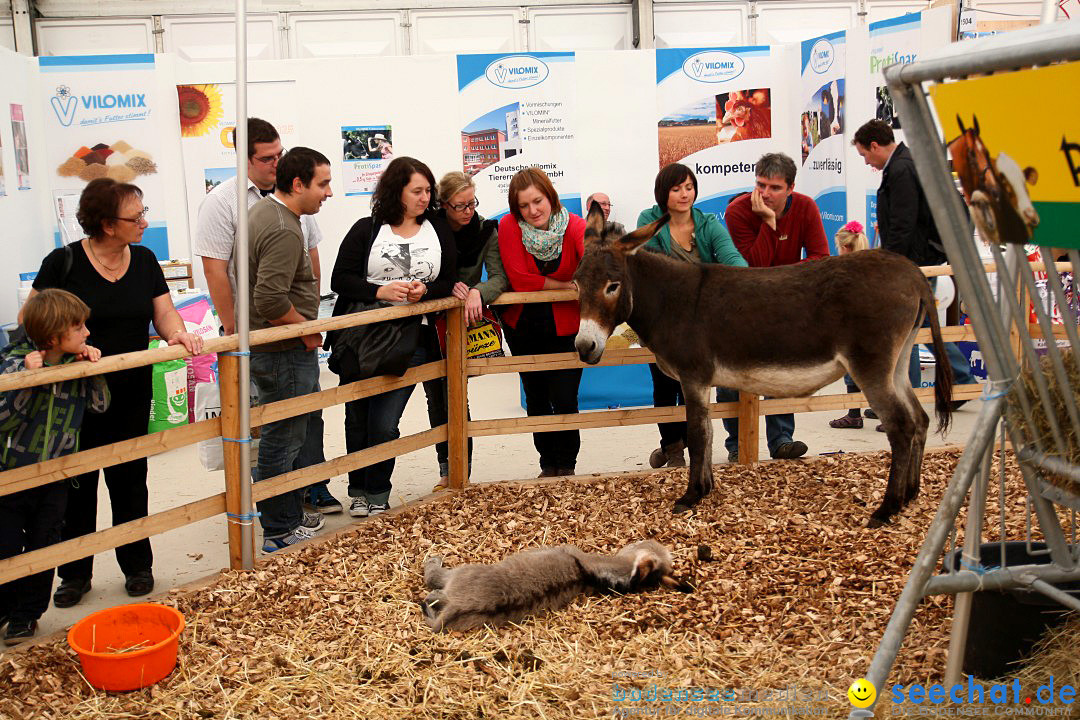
[1013, 349, 1080, 495]
[0, 449, 1074, 719]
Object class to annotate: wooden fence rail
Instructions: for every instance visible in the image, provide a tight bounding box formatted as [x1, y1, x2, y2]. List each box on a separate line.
[0, 258, 1067, 585]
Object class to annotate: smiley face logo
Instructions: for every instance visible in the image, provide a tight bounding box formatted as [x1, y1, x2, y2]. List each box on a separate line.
[848, 678, 876, 708]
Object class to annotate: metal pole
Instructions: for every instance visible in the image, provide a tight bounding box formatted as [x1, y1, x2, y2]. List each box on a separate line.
[850, 397, 1004, 719]
[1040, 0, 1060, 25]
[11, 0, 34, 55]
[942, 440, 993, 685]
[234, 0, 254, 570]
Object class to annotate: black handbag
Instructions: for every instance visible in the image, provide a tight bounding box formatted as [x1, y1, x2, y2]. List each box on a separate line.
[327, 300, 422, 381]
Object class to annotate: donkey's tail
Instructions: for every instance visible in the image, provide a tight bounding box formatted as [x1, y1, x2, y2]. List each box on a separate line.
[921, 281, 954, 435]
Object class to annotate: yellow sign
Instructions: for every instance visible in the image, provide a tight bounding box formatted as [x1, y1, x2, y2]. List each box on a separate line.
[930, 61, 1080, 248]
[466, 320, 502, 358]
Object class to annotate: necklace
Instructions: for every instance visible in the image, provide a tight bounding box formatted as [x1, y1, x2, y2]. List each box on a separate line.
[87, 240, 127, 279]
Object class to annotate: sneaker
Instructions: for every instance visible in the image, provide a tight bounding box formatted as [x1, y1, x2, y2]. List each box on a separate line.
[4, 619, 37, 646]
[366, 502, 390, 516]
[771, 441, 809, 460]
[305, 485, 343, 514]
[349, 497, 370, 518]
[262, 526, 315, 554]
[300, 510, 325, 533]
[864, 408, 879, 419]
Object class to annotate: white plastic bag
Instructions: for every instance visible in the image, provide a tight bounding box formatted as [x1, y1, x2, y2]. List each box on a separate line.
[195, 381, 260, 472]
[195, 382, 224, 471]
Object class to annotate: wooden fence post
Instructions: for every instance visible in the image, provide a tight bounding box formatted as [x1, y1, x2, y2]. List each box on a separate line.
[737, 391, 759, 465]
[218, 353, 253, 569]
[446, 305, 469, 489]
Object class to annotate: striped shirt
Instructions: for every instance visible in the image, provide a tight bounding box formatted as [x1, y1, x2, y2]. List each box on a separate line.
[195, 175, 322, 291]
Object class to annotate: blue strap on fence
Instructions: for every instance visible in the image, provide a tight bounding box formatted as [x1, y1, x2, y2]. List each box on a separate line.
[226, 511, 261, 525]
[220, 350, 250, 357]
[981, 375, 1016, 401]
[222, 437, 252, 444]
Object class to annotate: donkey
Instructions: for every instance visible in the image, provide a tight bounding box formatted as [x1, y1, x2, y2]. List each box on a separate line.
[573, 204, 954, 527]
[420, 540, 689, 632]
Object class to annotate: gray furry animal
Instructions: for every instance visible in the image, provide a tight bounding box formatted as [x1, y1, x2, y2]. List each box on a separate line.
[421, 540, 690, 632]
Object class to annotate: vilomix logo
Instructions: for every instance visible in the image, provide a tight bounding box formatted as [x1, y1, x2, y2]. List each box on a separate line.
[810, 39, 835, 74]
[683, 51, 745, 83]
[50, 85, 78, 127]
[485, 55, 550, 89]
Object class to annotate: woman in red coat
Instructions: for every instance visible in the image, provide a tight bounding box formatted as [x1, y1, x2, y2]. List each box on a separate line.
[497, 167, 585, 477]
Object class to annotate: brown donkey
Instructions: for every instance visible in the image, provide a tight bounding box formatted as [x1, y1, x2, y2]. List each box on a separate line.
[572, 205, 953, 527]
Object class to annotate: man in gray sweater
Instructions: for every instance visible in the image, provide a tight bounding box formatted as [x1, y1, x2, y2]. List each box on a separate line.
[248, 147, 333, 552]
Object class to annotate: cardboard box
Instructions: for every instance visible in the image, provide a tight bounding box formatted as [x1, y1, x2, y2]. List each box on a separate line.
[166, 277, 195, 292]
[160, 261, 193, 279]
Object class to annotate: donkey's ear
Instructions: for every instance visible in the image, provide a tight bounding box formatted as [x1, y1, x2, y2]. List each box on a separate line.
[585, 200, 607, 240]
[618, 214, 669, 255]
[629, 551, 658, 586]
[956, 114, 965, 134]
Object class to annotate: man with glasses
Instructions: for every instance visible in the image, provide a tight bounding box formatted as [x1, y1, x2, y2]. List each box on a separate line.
[585, 192, 613, 221]
[195, 118, 342, 515]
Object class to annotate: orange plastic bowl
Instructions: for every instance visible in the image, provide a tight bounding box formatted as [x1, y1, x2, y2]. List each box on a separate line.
[67, 603, 185, 692]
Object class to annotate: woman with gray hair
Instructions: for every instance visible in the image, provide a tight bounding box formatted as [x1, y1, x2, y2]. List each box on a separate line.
[429, 171, 509, 490]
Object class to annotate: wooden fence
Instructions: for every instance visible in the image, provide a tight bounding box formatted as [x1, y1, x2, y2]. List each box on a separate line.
[0, 260, 1070, 585]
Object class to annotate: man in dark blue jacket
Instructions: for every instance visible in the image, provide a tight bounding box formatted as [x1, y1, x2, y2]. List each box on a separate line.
[854, 119, 976, 402]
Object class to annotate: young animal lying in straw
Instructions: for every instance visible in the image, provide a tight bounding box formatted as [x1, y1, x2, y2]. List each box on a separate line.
[421, 540, 691, 631]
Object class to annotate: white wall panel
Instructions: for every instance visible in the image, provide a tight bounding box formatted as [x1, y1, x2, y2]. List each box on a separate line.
[528, 6, 634, 51]
[0, 19, 14, 52]
[867, 1, 928, 25]
[290, 12, 402, 58]
[162, 15, 279, 62]
[410, 9, 519, 55]
[756, 2, 856, 44]
[969, 0, 1051, 17]
[653, 4, 747, 47]
[36, 18, 153, 55]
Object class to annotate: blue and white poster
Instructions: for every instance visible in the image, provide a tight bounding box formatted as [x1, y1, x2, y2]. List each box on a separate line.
[866, 13, 921, 246]
[654, 47, 774, 220]
[40, 54, 169, 258]
[456, 52, 579, 218]
[341, 124, 393, 196]
[800, 32, 847, 254]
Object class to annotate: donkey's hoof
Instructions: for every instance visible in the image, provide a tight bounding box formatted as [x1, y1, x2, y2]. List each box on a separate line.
[672, 502, 695, 515]
[866, 515, 891, 529]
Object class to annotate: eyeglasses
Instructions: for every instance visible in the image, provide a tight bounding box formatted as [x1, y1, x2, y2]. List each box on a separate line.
[597, 202, 613, 209]
[113, 207, 149, 223]
[447, 199, 480, 212]
[253, 148, 286, 166]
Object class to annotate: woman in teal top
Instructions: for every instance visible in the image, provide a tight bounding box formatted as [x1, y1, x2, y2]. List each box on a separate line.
[636, 163, 747, 468]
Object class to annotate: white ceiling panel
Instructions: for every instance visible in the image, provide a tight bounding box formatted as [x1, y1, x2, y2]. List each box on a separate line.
[36, 17, 153, 56]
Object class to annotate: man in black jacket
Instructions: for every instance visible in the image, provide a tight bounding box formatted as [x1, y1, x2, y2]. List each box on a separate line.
[853, 119, 975, 399]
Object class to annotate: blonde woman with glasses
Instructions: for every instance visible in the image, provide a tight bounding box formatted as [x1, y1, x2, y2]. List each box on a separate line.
[428, 171, 509, 489]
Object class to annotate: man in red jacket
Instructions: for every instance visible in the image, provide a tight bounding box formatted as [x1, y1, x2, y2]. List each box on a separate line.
[719, 153, 829, 461]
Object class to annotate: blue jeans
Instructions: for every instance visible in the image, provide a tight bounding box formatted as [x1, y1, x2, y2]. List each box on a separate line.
[717, 387, 796, 457]
[909, 335, 976, 387]
[344, 337, 438, 505]
[250, 348, 321, 540]
[910, 278, 976, 388]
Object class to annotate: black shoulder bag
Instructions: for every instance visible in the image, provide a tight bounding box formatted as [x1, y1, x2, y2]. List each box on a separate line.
[326, 299, 422, 382]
